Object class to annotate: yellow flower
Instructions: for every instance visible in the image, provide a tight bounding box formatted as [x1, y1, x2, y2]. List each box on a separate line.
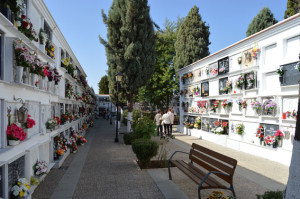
[51, 47, 55, 52]
[26, 185, 30, 189]
[17, 182, 21, 185]
[19, 191, 24, 197]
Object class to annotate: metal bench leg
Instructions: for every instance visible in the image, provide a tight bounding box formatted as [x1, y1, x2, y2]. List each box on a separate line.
[230, 185, 236, 198]
[198, 186, 202, 199]
[168, 162, 172, 180]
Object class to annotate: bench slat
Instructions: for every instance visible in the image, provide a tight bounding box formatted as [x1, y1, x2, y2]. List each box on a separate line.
[190, 155, 232, 184]
[191, 143, 237, 167]
[190, 149, 234, 175]
[171, 160, 227, 189]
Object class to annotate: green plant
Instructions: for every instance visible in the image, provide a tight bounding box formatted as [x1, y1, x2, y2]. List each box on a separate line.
[132, 117, 156, 139]
[30, 176, 39, 185]
[123, 133, 135, 145]
[133, 110, 142, 121]
[132, 139, 159, 166]
[256, 190, 283, 199]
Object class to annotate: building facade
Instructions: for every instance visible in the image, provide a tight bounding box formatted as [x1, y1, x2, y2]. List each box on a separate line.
[0, 0, 95, 198]
[178, 14, 300, 166]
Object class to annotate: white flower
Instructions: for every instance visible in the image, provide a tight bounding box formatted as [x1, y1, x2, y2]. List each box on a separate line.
[16, 21, 21, 27]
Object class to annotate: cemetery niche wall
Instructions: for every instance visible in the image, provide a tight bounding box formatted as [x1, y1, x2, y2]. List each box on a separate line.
[178, 14, 300, 166]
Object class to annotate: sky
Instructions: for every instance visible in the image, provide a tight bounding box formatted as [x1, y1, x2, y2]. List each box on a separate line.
[43, 0, 286, 94]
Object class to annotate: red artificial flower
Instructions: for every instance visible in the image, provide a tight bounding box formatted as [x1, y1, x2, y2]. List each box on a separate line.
[6, 123, 27, 141]
[22, 21, 28, 28]
[25, 115, 36, 129]
[35, 81, 39, 87]
[21, 15, 26, 19]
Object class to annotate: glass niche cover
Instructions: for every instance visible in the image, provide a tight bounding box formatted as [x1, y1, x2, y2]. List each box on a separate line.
[218, 57, 229, 75]
[201, 82, 209, 97]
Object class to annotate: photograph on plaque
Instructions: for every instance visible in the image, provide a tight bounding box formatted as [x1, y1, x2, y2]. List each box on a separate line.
[281, 61, 300, 86]
[242, 48, 255, 68]
[201, 82, 209, 97]
[218, 57, 229, 75]
[209, 62, 218, 77]
[244, 71, 256, 90]
[219, 77, 228, 95]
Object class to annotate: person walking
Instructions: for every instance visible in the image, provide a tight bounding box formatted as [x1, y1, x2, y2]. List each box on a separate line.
[154, 110, 162, 136]
[168, 108, 174, 135]
[162, 110, 171, 135]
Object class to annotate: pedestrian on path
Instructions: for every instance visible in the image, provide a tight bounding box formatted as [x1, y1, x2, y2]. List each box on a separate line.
[168, 108, 174, 135]
[162, 110, 170, 135]
[154, 110, 162, 136]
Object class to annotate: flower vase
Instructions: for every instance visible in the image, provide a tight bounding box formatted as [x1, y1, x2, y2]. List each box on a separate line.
[54, 84, 59, 95]
[273, 142, 277, 148]
[47, 81, 53, 92]
[8, 140, 20, 146]
[279, 76, 283, 84]
[277, 139, 282, 147]
[31, 73, 38, 87]
[260, 137, 265, 146]
[16, 66, 24, 84]
[39, 77, 45, 90]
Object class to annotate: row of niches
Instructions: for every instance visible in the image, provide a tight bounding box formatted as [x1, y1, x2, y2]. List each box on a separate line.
[1, 99, 93, 148]
[183, 116, 295, 149]
[181, 46, 260, 84]
[182, 96, 298, 119]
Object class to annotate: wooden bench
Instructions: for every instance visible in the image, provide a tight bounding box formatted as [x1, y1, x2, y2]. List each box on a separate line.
[168, 143, 237, 199]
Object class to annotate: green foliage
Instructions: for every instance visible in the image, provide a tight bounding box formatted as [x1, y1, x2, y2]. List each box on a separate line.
[284, 0, 299, 19]
[123, 133, 134, 145]
[246, 7, 278, 37]
[30, 176, 39, 185]
[132, 117, 156, 139]
[138, 19, 182, 109]
[98, 75, 109, 94]
[256, 190, 284, 199]
[132, 139, 159, 166]
[173, 6, 210, 70]
[133, 110, 142, 121]
[100, 0, 156, 112]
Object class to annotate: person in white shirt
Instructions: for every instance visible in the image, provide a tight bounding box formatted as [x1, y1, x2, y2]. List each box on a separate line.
[154, 110, 162, 136]
[162, 110, 171, 135]
[168, 108, 174, 135]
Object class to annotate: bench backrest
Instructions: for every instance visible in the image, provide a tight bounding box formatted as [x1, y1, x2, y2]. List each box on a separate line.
[189, 143, 237, 184]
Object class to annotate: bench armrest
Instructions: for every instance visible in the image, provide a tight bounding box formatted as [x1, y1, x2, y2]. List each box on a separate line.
[168, 151, 190, 162]
[199, 171, 231, 188]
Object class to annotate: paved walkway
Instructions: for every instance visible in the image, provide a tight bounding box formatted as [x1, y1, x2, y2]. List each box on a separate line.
[33, 119, 288, 199]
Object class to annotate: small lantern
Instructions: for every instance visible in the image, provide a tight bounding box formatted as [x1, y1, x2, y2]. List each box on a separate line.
[17, 104, 28, 124]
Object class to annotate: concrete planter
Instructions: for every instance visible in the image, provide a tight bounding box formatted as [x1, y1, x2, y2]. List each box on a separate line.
[8, 140, 20, 146]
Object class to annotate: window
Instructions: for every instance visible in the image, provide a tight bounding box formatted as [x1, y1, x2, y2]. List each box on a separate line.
[219, 77, 228, 95]
[286, 35, 300, 61]
[201, 82, 209, 97]
[44, 21, 52, 41]
[218, 57, 229, 75]
[264, 44, 277, 66]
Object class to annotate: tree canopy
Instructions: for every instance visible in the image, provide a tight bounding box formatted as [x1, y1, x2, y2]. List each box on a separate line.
[246, 7, 278, 37]
[173, 5, 210, 70]
[98, 75, 109, 94]
[100, 0, 156, 111]
[284, 0, 299, 19]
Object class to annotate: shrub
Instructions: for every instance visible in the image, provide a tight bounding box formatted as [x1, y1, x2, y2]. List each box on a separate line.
[132, 139, 159, 166]
[133, 110, 142, 121]
[132, 117, 156, 139]
[256, 190, 283, 199]
[123, 133, 134, 145]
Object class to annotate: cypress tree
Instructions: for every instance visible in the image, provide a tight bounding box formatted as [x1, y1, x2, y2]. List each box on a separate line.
[98, 75, 109, 94]
[173, 6, 210, 70]
[246, 7, 278, 37]
[284, 0, 299, 19]
[100, 0, 155, 129]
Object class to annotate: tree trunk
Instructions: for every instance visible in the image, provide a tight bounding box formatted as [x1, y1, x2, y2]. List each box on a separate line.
[285, 75, 300, 198]
[127, 93, 133, 132]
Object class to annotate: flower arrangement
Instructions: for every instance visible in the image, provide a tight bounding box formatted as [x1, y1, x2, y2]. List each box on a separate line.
[207, 191, 231, 199]
[211, 68, 218, 75]
[77, 136, 87, 145]
[45, 40, 55, 59]
[214, 100, 220, 109]
[46, 118, 57, 131]
[24, 115, 36, 129]
[33, 160, 48, 176]
[30, 57, 43, 75]
[235, 74, 245, 89]
[56, 148, 64, 156]
[14, 40, 34, 68]
[222, 99, 232, 108]
[194, 86, 200, 96]
[180, 90, 184, 96]
[237, 56, 242, 64]
[184, 89, 188, 95]
[65, 83, 74, 99]
[68, 136, 78, 153]
[215, 127, 224, 135]
[80, 75, 88, 86]
[197, 101, 207, 108]
[11, 178, 30, 198]
[246, 71, 255, 86]
[264, 99, 276, 112]
[275, 129, 284, 140]
[60, 114, 69, 124]
[39, 29, 48, 45]
[16, 14, 39, 42]
[222, 80, 232, 93]
[291, 109, 297, 118]
[235, 123, 245, 135]
[256, 125, 264, 139]
[194, 117, 201, 129]
[219, 67, 225, 73]
[188, 107, 195, 113]
[6, 124, 27, 141]
[264, 135, 276, 145]
[53, 68, 61, 85]
[53, 116, 61, 125]
[188, 72, 193, 78]
[251, 100, 262, 110]
[236, 98, 247, 108]
[276, 66, 284, 76]
[251, 47, 260, 59]
[185, 122, 194, 129]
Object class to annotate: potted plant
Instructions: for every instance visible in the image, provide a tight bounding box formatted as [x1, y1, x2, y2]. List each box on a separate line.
[235, 123, 245, 135]
[46, 118, 57, 132]
[276, 66, 284, 84]
[23, 115, 36, 129]
[264, 99, 276, 116]
[251, 100, 262, 114]
[33, 160, 48, 176]
[6, 123, 27, 145]
[11, 178, 30, 198]
[222, 99, 233, 108]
